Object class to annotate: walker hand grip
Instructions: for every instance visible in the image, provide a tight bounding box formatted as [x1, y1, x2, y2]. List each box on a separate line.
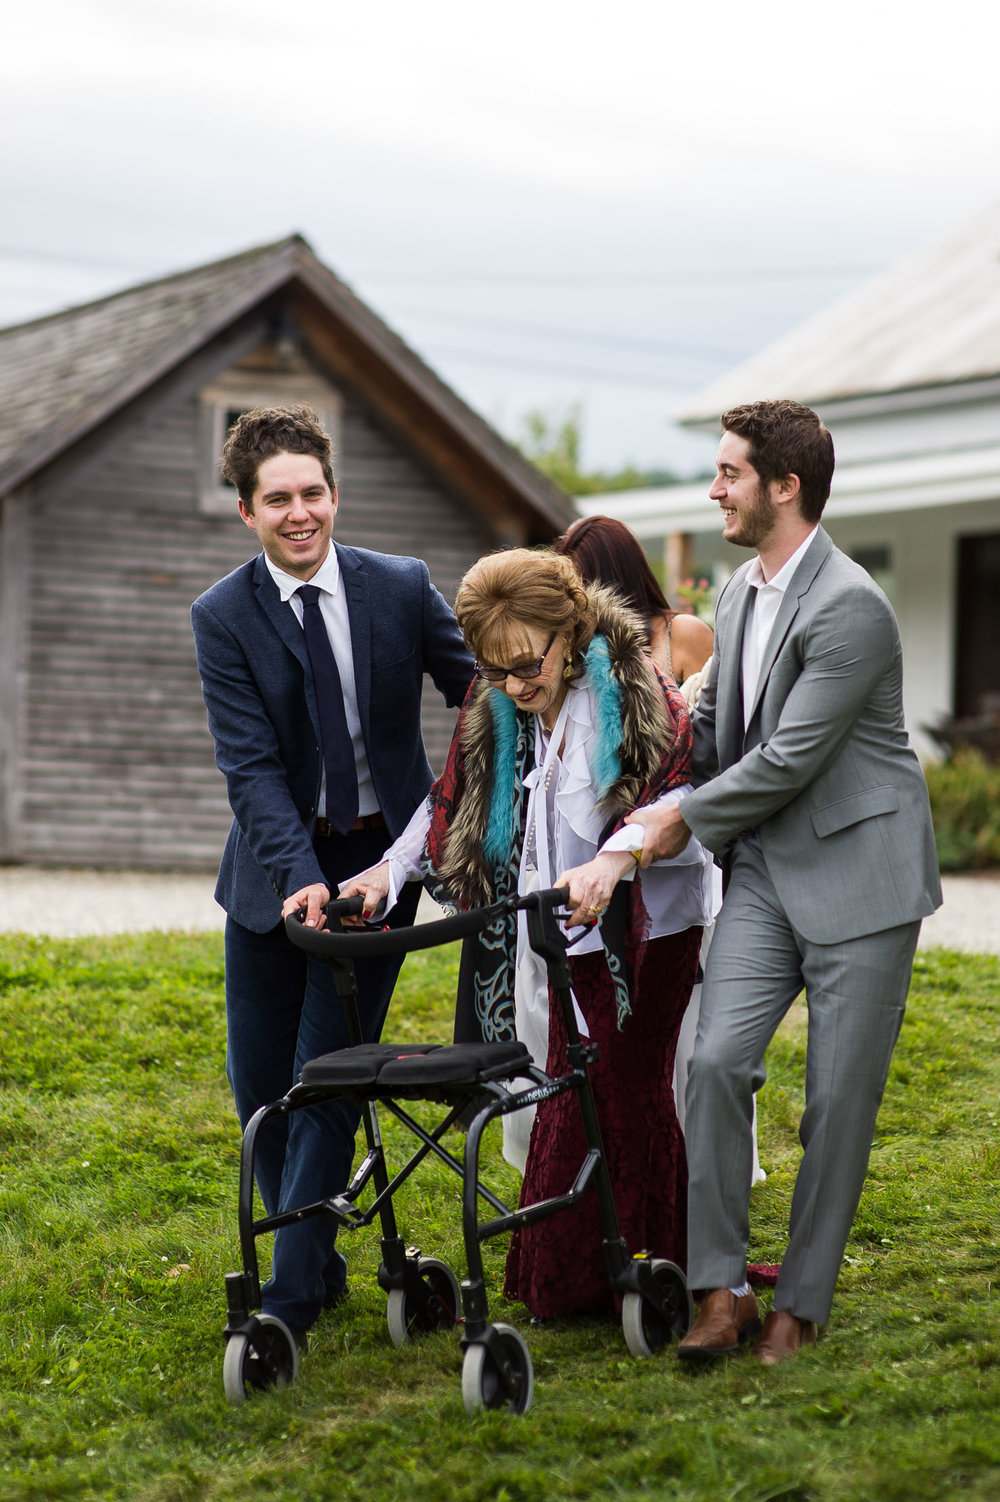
[516, 886, 569, 912]
[325, 895, 365, 921]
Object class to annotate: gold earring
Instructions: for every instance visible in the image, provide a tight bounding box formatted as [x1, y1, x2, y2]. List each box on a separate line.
[563, 653, 573, 681]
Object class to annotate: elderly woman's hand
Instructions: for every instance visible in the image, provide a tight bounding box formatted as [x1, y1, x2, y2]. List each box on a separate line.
[556, 850, 635, 928]
[336, 862, 392, 926]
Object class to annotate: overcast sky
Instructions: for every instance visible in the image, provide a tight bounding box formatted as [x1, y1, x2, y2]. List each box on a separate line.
[4, 0, 999, 472]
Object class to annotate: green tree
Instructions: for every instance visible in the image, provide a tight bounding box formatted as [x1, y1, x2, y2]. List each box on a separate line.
[516, 404, 680, 496]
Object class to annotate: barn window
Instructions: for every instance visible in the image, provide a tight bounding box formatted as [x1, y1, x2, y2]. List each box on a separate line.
[198, 371, 342, 515]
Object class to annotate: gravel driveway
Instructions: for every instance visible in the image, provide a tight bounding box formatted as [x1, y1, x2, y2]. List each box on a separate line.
[1, 865, 999, 955]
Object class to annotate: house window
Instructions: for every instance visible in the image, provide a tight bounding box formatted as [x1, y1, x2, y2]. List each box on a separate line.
[198, 371, 342, 515]
[851, 544, 894, 601]
[954, 532, 1000, 718]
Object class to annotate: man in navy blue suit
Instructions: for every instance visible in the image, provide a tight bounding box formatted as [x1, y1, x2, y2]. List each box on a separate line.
[191, 405, 474, 1344]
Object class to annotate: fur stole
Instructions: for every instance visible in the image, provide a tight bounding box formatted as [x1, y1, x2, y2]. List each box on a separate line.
[428, 584, 677, 908]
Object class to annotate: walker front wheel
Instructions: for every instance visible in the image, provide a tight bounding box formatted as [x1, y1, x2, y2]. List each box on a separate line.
[386, 1256, 462, 1346]
[461, 1324, 534, 1415]
[622, 1259, 693, 1358]
[223, 1315, 299, 1404]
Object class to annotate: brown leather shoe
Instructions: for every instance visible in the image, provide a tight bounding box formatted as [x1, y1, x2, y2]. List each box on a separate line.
[754, 1309, 819, 1365]
[678, 1288, 761, 1363]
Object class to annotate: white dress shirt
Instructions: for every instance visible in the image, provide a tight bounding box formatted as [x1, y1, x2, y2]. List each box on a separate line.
[741, 527, 818, 732]
[264, 545, 379, 815]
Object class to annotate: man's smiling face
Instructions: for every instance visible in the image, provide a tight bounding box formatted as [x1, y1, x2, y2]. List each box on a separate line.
[239, 451, 337, 579]
[709, 430, 779, 551]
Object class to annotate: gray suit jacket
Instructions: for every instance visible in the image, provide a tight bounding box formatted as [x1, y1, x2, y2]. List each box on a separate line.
[682, 527, 942, 945]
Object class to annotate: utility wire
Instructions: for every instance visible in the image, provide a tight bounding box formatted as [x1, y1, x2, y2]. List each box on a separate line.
[0, 242, 879, 288]
[358, 266, 880, 287]
[421, 343, 710, 390]
[387, 304, 743, 362]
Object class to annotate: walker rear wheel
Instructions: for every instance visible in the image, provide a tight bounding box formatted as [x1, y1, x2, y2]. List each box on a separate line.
[223, 1315, 299, 1404]
[461, 1323, 534, 1415]
[622, 1259, 693, 1358]
[386, 1256, 462, 1346]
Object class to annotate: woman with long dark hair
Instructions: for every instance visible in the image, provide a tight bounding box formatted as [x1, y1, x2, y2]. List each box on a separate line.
[555, 515, 714, 695]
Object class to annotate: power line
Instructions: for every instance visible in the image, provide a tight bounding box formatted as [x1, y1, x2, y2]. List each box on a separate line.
[422, 343, 705, 390]
[388, 304, 742, 363]
[358, 265, 880, 287]
[0, 242, 155, 274]
[0, 242, 880, 288]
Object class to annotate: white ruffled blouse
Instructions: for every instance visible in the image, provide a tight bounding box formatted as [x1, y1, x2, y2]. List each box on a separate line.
[378, 678, 718, 948]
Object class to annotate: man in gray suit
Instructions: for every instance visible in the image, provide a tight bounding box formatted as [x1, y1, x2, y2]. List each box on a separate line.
[627, 399, 941, 1364]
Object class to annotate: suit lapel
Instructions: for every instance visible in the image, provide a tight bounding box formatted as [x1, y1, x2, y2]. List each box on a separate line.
[252, 554, 309, 669]
[339, 545, 372, 731]
[744, 527, 832, 730]
[717, 573, 753, 770]
[251, 553, 319, 738]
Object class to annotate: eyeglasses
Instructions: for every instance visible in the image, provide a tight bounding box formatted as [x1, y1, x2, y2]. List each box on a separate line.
[475, 632, 557, 684]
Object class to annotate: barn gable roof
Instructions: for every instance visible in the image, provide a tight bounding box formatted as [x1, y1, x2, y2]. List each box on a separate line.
[675, 200, 1000, 426]
[0, 234, 572, 534]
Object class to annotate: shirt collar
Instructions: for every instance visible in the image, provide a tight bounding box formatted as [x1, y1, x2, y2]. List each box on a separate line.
[747, 526, 818, 595]
[263, 543, 340, 603]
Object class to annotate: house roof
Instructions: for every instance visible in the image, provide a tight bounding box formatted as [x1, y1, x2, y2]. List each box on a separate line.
[676, 200, 1000, 427]
[0, 235, 573, 534]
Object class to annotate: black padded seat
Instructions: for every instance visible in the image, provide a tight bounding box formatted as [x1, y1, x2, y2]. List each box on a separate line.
[377, 1041, 532, 1089]
[299, 1043, 439, 1088]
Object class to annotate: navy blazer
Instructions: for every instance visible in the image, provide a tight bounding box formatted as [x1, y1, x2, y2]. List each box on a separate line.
[191, 543, 474, 931]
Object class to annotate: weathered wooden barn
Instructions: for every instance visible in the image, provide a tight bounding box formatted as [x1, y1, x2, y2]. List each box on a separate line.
[0, 236, 573, 870]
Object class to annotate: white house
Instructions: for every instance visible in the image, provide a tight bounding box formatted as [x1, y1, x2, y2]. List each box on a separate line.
[580, 201, 1000, 760]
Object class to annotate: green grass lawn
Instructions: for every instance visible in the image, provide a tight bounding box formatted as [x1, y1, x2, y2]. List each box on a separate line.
[0, 932, 998, 1501]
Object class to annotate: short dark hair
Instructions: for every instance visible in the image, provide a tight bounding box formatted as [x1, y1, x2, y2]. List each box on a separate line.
[720, 399, 834, 523]
[554, 515, 670, 628]
[220, 404, 336, 506]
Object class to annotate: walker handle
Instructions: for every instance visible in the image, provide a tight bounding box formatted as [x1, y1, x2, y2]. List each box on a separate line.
[325, 895, 365, 921]
[284, 886, 570, 959]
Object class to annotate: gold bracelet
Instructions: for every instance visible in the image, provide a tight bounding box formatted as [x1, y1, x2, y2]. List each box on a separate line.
[630, 849, 642, 867]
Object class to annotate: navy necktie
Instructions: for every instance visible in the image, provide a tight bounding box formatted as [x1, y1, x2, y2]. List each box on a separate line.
[296, 584, 359, 835]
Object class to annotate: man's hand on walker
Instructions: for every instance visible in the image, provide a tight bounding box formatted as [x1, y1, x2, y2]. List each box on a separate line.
[281, 882, 331, 929]
[624, 803, 692, 865]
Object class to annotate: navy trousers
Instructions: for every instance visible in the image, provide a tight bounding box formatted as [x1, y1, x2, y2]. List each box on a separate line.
[223, 824, 421, 1332]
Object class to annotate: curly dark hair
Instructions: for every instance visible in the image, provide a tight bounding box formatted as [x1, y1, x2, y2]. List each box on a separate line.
[721, 399, 834, 523]
[220, 404, 336, 506]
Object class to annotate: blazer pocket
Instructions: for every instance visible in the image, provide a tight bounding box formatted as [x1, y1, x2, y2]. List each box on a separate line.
[371, 647, 415, 675]
[810, 785, 899, 839]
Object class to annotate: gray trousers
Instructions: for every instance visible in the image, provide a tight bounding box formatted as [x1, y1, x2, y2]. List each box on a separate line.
[686, 835, 920, 1325]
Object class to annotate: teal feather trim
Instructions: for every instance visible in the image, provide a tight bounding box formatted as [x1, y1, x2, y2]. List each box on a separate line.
[480, 636, 625, 867]
[483, 688, 519, 866]
[583, 636, 623, 797]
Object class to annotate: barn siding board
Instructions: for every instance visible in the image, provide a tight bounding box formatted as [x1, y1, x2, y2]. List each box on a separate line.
[13, 356, 491, 870]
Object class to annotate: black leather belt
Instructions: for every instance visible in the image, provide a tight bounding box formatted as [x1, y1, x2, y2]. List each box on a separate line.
[314, 811, 386, 839]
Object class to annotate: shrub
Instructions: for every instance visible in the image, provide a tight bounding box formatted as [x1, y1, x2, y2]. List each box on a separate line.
[924, 749, 1000, 871]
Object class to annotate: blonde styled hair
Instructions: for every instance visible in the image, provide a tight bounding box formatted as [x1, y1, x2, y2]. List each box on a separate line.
[455, 548, 594, 670]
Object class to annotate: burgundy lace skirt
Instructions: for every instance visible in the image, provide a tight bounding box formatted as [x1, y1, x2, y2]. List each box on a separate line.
[503, 924, 702, 1320]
